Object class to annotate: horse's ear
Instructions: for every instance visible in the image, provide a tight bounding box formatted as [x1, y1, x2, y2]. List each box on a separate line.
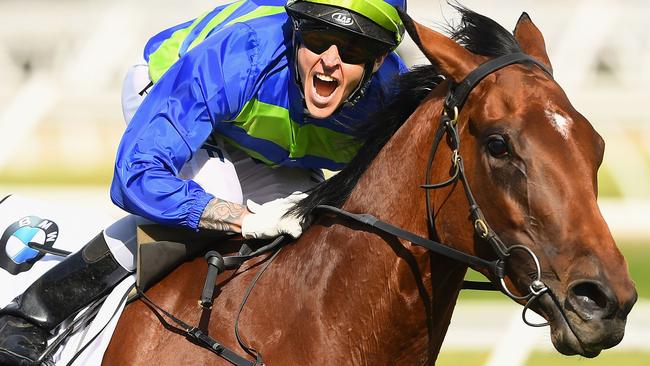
[514, 12, 553, 73]
[399, 10, 481, 82]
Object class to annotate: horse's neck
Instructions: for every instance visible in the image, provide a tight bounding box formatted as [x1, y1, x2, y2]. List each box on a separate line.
[345, 91, 447, 232]
[311, 95, 467, 361]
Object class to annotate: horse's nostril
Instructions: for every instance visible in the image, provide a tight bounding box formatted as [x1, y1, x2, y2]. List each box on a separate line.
[573, 282, 607, 310]
[568, 281, 616, 320]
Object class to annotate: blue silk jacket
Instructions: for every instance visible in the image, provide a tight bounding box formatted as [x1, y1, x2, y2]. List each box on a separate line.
[110, 0, 407, 230]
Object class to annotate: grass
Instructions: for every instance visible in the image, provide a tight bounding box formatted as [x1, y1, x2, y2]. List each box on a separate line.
[525, 351, 650, 366]
[437, 351, 489, 366]
[597, 165, 623, 198]
[458, 269, 505, 301]
[618, 244, 650, 299]
[0, 162, 624, 193]
[437, 351, 650, 366]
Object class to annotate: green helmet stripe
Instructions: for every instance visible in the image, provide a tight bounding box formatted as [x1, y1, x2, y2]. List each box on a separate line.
[301, 0, 403, 43]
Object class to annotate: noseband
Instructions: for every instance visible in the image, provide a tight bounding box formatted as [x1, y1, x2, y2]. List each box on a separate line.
[320, 52, 554, 327]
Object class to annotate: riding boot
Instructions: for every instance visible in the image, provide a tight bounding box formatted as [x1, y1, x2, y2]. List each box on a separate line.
[0, 233, 130, 365]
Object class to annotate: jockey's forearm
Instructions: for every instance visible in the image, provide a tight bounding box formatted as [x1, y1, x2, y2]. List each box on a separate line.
[198, 198, 249, 233]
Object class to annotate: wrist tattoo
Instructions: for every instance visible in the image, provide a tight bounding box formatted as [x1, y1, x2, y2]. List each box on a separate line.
[199, 198, 247, 233]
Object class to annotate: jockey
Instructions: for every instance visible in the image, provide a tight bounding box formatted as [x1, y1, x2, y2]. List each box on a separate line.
[0, 0, 407, 364]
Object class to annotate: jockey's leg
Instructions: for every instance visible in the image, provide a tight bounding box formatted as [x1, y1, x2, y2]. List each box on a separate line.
[0, 215, 140, 365]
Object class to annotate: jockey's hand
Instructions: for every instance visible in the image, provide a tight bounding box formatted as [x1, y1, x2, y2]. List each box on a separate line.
[241, 192, 308, 239]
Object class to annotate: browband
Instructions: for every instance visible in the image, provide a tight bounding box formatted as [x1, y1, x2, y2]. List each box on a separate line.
[444, 52, 553, 117]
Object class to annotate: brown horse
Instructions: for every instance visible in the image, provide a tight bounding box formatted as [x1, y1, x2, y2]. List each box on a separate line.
[103, 7, 637, 365]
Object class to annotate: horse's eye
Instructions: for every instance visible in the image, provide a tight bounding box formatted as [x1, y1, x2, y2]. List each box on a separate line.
[486, 135, 509, 158]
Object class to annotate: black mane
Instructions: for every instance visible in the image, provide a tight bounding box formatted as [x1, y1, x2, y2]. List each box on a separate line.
[448, 3, 522, 57]
[293, 5, 520, 218]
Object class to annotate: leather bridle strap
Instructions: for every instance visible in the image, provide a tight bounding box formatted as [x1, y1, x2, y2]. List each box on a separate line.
[314, 205, 504, 279]
[444, 52, 552, 116]
[418, 52, 553, 306]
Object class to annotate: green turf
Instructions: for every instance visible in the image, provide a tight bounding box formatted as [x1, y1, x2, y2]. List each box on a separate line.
[4, 163, 627, 197]
[525, 350, 650, 366]
[458, 269, 505, 301]
[436, 351, 488, 366]
[436, 351, 650, 366]
[597, 165, 623, 198]
[619, 244, 650, 299]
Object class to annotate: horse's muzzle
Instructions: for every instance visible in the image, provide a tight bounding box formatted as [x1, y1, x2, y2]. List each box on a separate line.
[543, 279, 637, 357]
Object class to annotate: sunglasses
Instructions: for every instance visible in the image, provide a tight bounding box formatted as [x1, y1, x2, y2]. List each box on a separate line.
[294, 23, 389, 65]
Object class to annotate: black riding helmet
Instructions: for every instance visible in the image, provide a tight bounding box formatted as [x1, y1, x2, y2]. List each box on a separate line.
[285, 0, 406, 107]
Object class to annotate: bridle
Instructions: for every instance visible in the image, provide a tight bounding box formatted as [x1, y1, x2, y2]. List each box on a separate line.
[319, 51, 554, 327]
[423, 51, 553, 325]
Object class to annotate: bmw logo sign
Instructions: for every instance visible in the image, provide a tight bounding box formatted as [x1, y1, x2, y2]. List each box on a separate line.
[0, 216, 59, 275]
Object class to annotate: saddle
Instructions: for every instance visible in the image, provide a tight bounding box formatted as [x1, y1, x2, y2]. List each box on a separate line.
[129, 224, 233, 299]
[130, 225, 283, 366]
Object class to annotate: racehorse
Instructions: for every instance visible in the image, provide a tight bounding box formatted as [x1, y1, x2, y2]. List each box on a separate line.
[103, 6, 637, 365]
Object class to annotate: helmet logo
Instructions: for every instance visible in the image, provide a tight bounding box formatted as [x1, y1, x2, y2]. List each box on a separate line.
[331, 12, 354, 26]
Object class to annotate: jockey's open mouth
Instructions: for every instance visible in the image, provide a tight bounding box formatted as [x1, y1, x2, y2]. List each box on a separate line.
[313, 72, 339, 99]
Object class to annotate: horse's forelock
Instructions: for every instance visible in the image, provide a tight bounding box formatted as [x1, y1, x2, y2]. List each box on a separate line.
[448, 3, 522, 57]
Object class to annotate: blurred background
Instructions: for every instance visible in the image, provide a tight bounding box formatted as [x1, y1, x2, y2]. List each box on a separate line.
[0, 0, 648, 365]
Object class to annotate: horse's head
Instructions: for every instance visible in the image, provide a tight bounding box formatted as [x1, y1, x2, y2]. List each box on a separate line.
[402, 8, 637, 357]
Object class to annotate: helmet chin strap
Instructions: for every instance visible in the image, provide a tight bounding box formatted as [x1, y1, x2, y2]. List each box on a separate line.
[342, 62, 374, 108]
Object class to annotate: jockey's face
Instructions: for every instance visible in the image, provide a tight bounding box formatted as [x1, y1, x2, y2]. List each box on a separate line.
[297, 44, 379, 119]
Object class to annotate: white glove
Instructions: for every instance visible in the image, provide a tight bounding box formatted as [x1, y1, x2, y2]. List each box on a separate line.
[241, 192, 308, 239]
